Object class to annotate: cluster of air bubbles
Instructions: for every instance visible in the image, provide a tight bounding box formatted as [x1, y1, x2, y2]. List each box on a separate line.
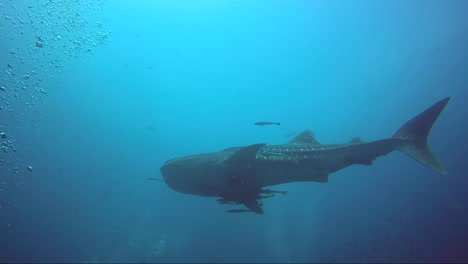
[149, 234, 169, 261]
[0, 132, 16, 154]
[0, 0, 110, 189]
[0, 0, 110, 100]
[0, 0, 110, 116]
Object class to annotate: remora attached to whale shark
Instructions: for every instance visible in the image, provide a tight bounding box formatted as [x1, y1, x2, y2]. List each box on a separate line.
[160, 97, 451, 214]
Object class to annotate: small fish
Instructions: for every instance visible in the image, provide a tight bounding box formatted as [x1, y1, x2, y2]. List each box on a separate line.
[261, 189, 287, 196]
[146, 177, 164, 182]
[226, 209, 253, 214]
[147, 125, 156, 134]
[99, 191, 111, 200]
[255, 121, 280, 126]
[216, 198, 239, 205]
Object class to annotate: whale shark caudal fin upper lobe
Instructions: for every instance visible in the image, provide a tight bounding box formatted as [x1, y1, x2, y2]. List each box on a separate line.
[392, 97, 451, 175]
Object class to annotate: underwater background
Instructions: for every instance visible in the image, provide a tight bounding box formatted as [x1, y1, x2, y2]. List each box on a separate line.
[1, 0, 468, 263]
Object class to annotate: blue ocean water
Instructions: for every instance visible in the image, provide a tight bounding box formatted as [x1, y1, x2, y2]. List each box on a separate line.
[1, 0, 467, 263]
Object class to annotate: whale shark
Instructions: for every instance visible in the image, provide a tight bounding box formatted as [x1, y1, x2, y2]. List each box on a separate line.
[160, 97, 451, 214]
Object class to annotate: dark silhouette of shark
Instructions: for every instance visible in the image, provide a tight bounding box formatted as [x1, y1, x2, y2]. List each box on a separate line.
[160, 97, 451, 214]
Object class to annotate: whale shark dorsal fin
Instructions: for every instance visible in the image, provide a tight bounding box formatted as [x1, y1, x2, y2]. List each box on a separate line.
[288, 130, 321, 145]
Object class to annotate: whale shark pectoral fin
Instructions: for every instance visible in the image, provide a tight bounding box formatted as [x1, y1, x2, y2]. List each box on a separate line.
[314, 173, 329, 183]
[226, 143, 265, 172]
[243, 200, 264, 214]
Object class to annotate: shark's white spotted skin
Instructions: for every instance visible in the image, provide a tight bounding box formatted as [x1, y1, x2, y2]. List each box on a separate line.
[160, 97, 451, 214]
[256, 143, 357, 162]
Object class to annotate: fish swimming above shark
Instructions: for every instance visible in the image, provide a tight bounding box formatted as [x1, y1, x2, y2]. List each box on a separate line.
[160, 97, 451, 214]
[255, 121, 281, 126]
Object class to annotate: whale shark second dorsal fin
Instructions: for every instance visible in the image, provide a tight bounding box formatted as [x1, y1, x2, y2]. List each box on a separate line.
[288, 130, 321, 145]
[349, 137, 364, 144]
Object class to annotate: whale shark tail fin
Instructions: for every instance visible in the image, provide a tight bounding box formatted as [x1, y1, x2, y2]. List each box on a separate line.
[392, 97, 451, 175]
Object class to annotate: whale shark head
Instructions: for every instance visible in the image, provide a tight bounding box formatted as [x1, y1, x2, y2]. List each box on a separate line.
[160, 153, 222, 196]
[160, 144, 266, 198]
